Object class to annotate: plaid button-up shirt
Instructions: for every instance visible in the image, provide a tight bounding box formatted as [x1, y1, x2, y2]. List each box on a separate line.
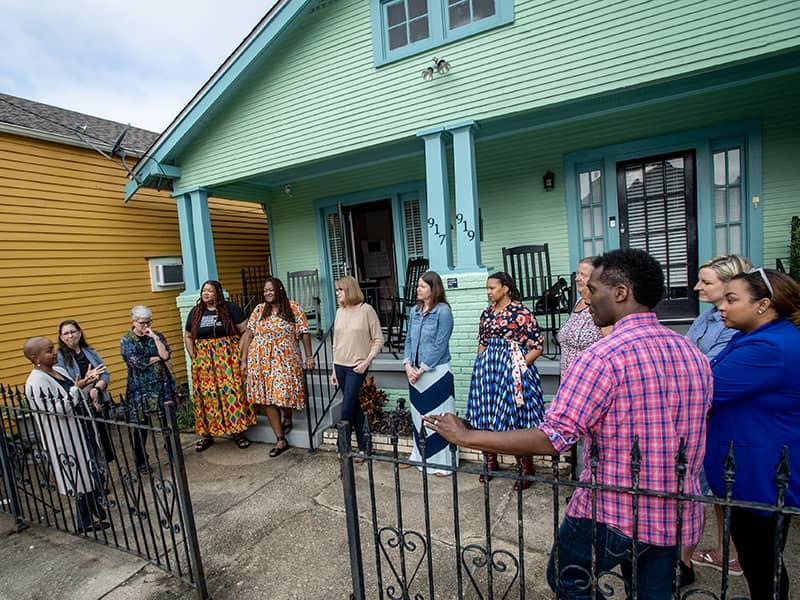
[540, 312, 712, 547]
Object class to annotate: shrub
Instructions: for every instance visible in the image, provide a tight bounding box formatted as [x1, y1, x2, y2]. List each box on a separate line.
[790, 215, 800, 282]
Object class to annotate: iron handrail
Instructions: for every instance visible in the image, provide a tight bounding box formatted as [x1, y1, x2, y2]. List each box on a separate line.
[303, 325, 341, 450]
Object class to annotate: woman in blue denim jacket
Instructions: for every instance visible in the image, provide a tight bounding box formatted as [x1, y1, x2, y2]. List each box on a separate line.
[402, 271, 457, 475]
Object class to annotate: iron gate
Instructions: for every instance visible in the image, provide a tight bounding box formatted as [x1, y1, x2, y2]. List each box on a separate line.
[337, 422, 797, 600]
[0, 385, 208, 599]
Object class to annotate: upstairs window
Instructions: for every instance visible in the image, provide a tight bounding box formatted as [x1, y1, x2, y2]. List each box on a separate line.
[371, 0, 514, 65]
[448, 0, 496, 29]
[386, 0, 430, 50]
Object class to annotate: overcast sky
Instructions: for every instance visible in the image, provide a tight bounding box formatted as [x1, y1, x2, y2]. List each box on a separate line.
[0, 0, 277, 132]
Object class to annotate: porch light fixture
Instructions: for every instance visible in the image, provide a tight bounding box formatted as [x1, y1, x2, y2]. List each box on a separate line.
[543, 171, 556, 191]
[421, 57, 451, 81]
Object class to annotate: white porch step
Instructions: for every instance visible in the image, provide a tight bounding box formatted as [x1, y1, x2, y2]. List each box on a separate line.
[243, 391, 342, 449]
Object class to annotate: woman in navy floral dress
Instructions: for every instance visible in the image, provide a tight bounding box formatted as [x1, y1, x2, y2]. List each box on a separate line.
[465, 272, 545, 489]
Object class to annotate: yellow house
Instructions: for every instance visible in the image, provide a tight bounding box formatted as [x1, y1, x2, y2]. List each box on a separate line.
[0, 93, 270, 398]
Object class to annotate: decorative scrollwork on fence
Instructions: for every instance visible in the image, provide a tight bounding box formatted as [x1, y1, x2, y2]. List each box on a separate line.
[119, 466, 149, 519]
[378, 526, 427, 600]
[152, 475, 181, 533]
[461, 544, 519, 600]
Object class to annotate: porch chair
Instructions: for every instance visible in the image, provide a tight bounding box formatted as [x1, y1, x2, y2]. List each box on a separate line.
[386, 257, 429, 353]
[502, 244, 568, 359]
[287, 269, 323, 338]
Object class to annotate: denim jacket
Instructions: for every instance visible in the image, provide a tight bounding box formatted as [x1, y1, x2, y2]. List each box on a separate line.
[403, 303, 453, 371]
[56, 346, 110, 386]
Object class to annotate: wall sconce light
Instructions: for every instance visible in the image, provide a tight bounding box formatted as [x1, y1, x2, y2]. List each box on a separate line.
[543, 171, 555, 191]
[421, 57, 451, 81]
[284, 183, 293, 196]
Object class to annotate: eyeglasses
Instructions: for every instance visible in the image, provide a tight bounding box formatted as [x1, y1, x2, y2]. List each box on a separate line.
[335, 288, 344, 292]
[61, 330, 80, 336]
[747, 267, 774, 298]
[135, 320, 152, 325]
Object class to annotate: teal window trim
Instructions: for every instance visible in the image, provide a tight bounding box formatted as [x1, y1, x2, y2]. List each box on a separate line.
[370, 0, 514, 67]
[564, 120, 762, 269]
[313, 181, 426, 325]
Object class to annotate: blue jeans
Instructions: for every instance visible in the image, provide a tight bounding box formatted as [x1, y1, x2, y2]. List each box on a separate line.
[546, 516, 676, 600]
[335, 365, 368, 452]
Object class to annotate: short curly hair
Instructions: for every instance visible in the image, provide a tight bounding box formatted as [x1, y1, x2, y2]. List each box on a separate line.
[592, 249, 664, 309]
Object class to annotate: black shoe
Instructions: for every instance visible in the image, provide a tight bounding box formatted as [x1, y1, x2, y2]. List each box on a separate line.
[679, 561, 696, 587]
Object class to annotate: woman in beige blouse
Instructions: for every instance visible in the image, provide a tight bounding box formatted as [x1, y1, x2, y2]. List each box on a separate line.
[331, 276, 384, 455]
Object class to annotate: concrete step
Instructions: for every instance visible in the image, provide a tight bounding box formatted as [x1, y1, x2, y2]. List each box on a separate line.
[243, 393, 342, 449]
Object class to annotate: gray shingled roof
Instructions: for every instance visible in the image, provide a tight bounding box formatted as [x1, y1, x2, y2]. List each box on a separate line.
[0, 92, 157, 155]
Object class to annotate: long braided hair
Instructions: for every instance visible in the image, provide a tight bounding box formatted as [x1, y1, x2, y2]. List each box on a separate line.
[190, 280, 238, 337]
[260, 276, 295, 323]
[57, 319, 89, 369]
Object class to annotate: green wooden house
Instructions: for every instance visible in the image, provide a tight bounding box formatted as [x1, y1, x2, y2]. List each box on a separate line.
[126, 0, 800, 418]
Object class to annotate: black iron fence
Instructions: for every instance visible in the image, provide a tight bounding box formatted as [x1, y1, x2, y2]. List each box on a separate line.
[0, 385, 208, 599]
[337, 422, 798, 600]
[304, 326, 341, 450]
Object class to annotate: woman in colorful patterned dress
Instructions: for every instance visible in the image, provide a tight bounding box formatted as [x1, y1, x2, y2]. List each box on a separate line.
[465, 272, 545, 489]
[241, 277, 314, 458]
[120, 305, 177, 473]
[183, 280, 256, 452]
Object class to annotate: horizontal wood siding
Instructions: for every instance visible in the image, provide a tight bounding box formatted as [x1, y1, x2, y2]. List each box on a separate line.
[175, 0, 799, 189]
[268, 74, 799, 292]
[0, 133, 270, 396]
[209, 197, 270, 295]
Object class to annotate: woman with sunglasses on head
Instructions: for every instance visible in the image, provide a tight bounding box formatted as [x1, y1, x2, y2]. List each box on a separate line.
[241, 277, 314, 458]
[184, 280, 256, 452]
[705, 268, 800, 600]
[120, 305, 177, 472]
[57, 319, 115, 462]
[465, 271, 545, 490]
[680, 255, 751, 584]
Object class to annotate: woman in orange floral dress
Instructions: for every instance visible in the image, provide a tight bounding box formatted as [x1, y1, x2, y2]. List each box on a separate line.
[241, 277, 314, 457]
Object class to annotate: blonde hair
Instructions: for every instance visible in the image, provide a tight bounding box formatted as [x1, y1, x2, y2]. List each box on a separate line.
[336, 276, 364, 306]
[699, 254, 752, 283]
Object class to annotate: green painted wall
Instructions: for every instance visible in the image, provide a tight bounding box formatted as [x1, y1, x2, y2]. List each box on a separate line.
[175, 0, 799, 190]
[266, 73, 798, 316]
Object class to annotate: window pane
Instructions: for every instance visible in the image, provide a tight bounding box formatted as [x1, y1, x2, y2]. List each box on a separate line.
[716, 226, 728, 255]
[714, 188, 726, 223]
[728, 187, 741, 222]
[386, 1, 406, 26]
[449, 0, 471, 29]
[590, 170, 602, 202]
[596, 239, 604, 254]
[582, 207, 591, 235]
[593, 206, 603, 237]
[713, 151, 726, 186]
[408, 0, 427, 18]
[583, 240, 593, 257]
[728, 148, 741, 185]
[388, 25, 408, 49]
[408, 16, 429, 42]
[729, 224, 742, 254]
[579, 172, 590, 206]
[473, 0, 496, 20]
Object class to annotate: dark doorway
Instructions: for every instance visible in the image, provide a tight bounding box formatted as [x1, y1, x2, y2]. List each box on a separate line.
[617, 151, 698, 320]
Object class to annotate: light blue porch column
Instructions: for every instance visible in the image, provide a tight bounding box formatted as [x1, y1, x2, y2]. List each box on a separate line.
[417, 128, 453, 272]
[188, 188, 218, 284]
[449, 121, 484, 271]
[175, 193, 199, 292]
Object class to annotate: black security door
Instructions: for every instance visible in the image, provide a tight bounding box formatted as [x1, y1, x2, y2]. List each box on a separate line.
[617, 151, 698, 320]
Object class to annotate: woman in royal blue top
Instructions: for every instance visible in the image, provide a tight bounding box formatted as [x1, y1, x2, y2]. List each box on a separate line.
[403, 271, 456, 476]
[705, 268, 800, 600]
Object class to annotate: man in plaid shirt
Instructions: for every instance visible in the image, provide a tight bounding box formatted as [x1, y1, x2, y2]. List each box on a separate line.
[426, 249, 712, 599]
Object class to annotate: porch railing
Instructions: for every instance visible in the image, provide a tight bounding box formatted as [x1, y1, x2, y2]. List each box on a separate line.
[337, 421, 797, 600]
[0, 385, 208, 599]
[304, 326, 341, 450]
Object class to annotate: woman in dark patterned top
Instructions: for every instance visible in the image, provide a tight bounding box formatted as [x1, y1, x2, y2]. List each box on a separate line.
[465, 271, 545, 489]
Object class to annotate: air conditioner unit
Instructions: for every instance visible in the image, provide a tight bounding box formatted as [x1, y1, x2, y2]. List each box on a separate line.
[155, 263, 184, 287]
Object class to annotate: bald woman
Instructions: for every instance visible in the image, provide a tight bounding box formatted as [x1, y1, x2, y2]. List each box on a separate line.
[24, 336, 109, 533]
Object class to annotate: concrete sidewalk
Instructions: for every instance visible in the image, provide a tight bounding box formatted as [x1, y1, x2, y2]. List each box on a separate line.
[1, 439, 798, 599]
